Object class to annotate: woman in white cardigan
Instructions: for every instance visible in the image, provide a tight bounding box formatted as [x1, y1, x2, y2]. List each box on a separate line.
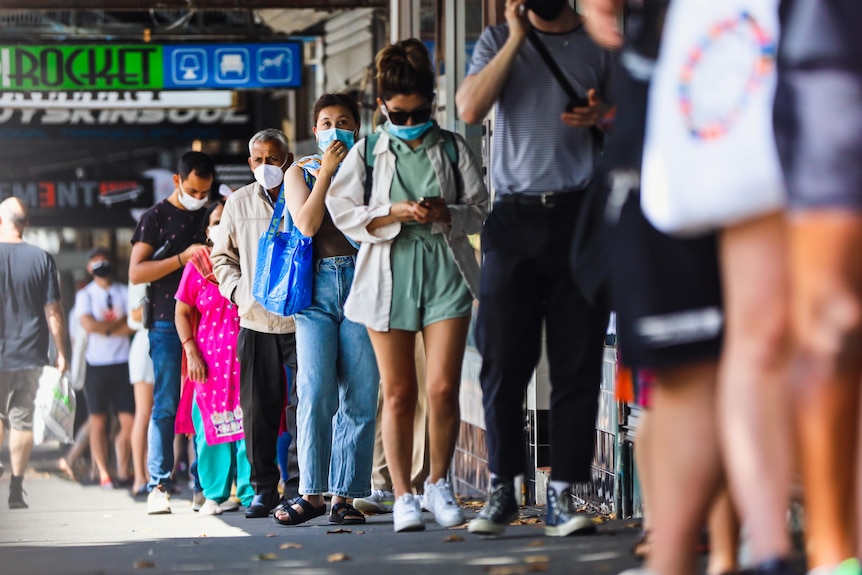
[326, 39, 488, 533]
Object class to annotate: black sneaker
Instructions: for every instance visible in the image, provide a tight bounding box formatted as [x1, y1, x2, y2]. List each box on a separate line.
[750, 557, 797, 575]
[468, 482, 519, 535]
[9, 475, 28, 510]
[544, 485, 595, 537]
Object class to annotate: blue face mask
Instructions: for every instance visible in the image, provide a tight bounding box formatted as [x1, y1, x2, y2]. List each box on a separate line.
[317, 128, 356, 154]
[385, 120, 434, 141]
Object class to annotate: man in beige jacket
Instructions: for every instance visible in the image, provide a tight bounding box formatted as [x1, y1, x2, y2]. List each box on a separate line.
[211, 128, 299, 519]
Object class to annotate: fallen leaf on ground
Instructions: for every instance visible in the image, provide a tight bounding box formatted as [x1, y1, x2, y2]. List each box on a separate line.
[326, 528, 352, 534]
[133, 560, 156, 569]
[280, 542, 303, 549]
[443, 534, 465, 542]
[253, 553, 279, 561]
[527, 540, 545, 547]
[327, 553, 350, 562]
[196, 533, 208, 538]
[591, 517, 606, 525]
[355, 530, 366, 535]
[525, 555, 550, 564]
[265, 533, 278, 538]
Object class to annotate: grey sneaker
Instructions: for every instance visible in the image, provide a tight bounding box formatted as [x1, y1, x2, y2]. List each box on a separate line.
[544, 485, 595, 537]
[353, 489, 395, 514]
[147, 485, 172, 515]
[468, 482, 519, 535]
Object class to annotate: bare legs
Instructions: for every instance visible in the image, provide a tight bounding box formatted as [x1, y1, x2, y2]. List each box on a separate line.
[131, 382, 153, 491]
[367, 317, 470, 496]
[647, 361, 722, 575]
[0, 425, 34, 477]
[789, 212, 862, 567]
[718, 214, 794, 563]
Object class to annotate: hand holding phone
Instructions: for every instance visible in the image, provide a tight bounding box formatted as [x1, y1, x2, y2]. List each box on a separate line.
[418, 196, 446, 208]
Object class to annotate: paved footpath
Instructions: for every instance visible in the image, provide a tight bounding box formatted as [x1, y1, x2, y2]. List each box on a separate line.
[0, 444, 645, 575]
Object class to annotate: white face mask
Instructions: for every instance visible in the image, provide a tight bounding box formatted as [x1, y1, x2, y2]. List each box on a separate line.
[177, 183, 208, 211]
[253, 161, 287, 191]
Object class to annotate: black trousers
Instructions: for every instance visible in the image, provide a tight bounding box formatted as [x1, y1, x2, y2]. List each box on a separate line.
[237, 328, 298, 495]
[476, 198, 608, 484]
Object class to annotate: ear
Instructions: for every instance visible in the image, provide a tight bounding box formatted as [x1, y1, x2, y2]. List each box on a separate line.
[376, 97, 383, 108]
[312, 126, 318, 137]
[247, 157, 254, 172]
[172, 173, 181, 188]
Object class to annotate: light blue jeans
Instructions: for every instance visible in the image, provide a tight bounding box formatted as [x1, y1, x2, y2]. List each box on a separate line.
[147, 320, 183, 491]
[295, 256, 379, 498]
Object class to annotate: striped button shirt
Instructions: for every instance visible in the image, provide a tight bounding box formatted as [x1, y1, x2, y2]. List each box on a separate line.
[468, 23, 617, 195]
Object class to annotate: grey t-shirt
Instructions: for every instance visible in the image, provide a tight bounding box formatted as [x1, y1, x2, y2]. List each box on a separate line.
[0, 242, 61, 371]
[468, 23, 616, 195]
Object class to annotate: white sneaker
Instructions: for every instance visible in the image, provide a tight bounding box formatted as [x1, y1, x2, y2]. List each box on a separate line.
[199, 499, 223, 516]
[191, 490, 206, 512]
[423, 478, 466, 528]
[417, 493, 429, 512]
[220, 498, 240, 512]
[392, 493, 425, 533]
[353, 489, 395, 514]
[147, 485, 172, 515]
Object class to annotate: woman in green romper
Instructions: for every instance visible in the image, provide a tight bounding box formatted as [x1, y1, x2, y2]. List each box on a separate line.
[326, 38, 489, 533]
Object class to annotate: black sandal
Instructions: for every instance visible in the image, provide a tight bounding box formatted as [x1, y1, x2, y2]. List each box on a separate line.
[273, 498, 327, 526]
[330, 502, 366, 525]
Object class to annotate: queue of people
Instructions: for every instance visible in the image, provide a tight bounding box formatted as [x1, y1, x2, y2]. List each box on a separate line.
[4, 3, 860, 575]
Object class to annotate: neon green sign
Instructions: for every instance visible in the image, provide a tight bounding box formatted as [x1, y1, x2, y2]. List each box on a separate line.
[0, 45, 163, 91]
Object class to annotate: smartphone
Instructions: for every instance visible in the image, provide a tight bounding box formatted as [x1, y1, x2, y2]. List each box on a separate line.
[151, 240, 171, 260]
[418, 196, 444, 208]
[567, 97, 589, 111]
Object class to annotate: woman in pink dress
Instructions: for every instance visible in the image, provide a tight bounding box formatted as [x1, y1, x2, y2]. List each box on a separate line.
[175, 201, 252, 515]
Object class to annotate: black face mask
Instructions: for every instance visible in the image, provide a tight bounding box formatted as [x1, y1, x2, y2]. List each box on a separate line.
[527, 0, 569, 22]
[91, 262, 113, 278]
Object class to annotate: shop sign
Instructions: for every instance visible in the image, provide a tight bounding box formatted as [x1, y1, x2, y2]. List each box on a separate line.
[0, 43, 302, 91]
[0, 106, 253, 141]
[0, 179, 153, 227]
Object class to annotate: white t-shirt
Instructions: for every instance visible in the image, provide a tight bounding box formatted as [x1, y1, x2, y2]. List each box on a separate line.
[75, 281, 131, 366]
[127, 281, 148, 332]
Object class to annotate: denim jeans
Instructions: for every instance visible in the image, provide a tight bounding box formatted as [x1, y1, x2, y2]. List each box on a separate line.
[147, 320, 183, 490]
[295, 256, 379, 498]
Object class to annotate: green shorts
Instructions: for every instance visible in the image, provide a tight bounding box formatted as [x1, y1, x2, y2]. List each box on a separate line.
[389, 225, 473, 332]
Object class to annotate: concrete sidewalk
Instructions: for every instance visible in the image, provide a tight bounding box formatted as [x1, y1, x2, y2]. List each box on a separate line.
[0, 443, 645, 575]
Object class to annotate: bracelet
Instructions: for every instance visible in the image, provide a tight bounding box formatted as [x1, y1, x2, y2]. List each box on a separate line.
[181, 336, 194, 346]
[177, 253, 183, 267]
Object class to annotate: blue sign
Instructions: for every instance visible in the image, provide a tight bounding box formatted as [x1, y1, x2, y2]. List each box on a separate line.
[163, 43, 302, 89]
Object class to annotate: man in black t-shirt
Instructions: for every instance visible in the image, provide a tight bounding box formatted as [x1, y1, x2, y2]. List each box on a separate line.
[0, 197, 67, 509]
[129, 151, 213, 515]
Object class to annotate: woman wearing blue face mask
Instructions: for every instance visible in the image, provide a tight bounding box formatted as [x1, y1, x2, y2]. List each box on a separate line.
[273, 93, 380, 527]
[326, 40, 489, 533]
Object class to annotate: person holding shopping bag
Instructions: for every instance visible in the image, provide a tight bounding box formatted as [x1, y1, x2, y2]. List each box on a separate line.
[174, 200, 253, 515]
[326, 39, 489, 533]
[271, 93, 379, 527]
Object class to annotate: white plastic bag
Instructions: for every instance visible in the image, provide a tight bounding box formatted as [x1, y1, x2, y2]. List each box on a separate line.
[70, 324, 88, 392]
[641, 0, 785, 236]
[33, 366, 76, 445]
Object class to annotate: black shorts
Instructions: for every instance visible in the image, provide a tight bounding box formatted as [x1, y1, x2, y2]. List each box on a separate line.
[609, 191, 724, 370]
[774, 67, 862, 211]
[83, 363, 134, 416]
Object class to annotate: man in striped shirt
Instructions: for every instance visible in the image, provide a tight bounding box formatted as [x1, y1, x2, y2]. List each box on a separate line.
[457, 0, 615, 537]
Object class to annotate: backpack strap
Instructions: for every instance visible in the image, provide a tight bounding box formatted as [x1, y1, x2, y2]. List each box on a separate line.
[363, 130, 461, 204]
[363, 133, 380, 206]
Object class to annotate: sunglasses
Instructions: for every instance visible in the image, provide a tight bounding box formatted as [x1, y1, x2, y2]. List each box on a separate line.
[383, 104, 433, 126]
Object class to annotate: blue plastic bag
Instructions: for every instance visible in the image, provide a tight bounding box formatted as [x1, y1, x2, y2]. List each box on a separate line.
[252, 185, 313, 316]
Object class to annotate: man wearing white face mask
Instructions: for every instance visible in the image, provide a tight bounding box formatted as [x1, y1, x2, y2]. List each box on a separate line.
[129, 151, 214, 515]
[211, 129, 302, 519]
